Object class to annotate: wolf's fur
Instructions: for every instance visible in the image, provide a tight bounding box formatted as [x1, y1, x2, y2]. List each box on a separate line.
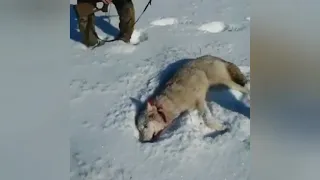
[136, 55, 249, 142]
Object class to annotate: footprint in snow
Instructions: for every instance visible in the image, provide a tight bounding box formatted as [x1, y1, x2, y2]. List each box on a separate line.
[198, 21, 227, 33]
[198, 21, 247, 33]
[150, 17, 179, 26]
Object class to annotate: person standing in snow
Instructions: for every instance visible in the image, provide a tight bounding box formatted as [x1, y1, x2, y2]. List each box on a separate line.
[74, 0, 135, 47]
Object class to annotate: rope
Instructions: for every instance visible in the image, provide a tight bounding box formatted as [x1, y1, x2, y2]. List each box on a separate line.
[133, 0, 152, 25]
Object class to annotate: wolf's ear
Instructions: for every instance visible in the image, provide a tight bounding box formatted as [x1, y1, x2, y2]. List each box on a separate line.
[130, 97, 143, 112]
[146, 101, 154, 112]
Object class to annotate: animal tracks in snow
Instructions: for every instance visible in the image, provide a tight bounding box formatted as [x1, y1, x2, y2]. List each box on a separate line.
[150, 17, 179, 26]
[198, 21, 227, 33]
[71, 152, 132, 180]
[73, 17, 249, 51]
[69, 79, 111, 101]
[147, 17, 248, 34]
[198, 21, 248, 33]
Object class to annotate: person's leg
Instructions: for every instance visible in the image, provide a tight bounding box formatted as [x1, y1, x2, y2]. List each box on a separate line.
[114, 0, 135, 43]
[75, 3, 100, 46]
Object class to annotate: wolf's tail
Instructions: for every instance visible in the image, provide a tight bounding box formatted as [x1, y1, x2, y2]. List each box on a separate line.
[226, 63, 248, 87]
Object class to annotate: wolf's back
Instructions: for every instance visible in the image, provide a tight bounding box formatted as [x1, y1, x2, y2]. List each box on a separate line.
[193, 55, 248, 87]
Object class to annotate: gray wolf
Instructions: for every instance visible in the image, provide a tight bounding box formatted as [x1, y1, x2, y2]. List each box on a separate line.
[135, 55, 250, 142]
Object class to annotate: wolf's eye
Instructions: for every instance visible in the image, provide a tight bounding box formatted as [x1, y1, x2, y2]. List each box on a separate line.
[148, 114, 155, 119]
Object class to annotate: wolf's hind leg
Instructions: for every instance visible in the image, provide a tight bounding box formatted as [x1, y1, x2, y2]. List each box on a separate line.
[196, 100, 227, 131]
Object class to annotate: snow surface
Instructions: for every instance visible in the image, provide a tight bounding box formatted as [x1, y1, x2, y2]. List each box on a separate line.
[70, 0, 250, 180]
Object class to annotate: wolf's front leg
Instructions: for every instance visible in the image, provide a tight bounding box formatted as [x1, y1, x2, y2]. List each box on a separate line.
[196, 100, 228, 131]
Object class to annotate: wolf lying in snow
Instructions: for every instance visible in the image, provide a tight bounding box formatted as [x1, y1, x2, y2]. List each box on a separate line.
[136, 55, 250, 142]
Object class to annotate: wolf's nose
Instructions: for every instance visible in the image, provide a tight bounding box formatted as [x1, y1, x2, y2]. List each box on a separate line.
[138, 134, 148, 143]
[138, 136, 155, 143]
[138, 134, 144, 142]
[139, 138, 152, 143]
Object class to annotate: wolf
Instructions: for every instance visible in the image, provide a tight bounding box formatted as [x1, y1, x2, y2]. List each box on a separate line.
[135, 55, 250, 143]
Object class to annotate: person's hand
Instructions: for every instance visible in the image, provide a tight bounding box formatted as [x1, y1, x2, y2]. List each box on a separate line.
[102, 0, 112, 4]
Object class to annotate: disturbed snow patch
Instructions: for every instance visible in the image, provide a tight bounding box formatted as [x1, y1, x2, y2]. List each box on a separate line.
[130, 29, 148, 45]
[150, 17, 178, 26]
[198, 21, 247, 33]
[198, 21, 226, 33]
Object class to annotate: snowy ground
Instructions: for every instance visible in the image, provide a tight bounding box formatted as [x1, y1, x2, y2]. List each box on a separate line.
[70, 0, 250, 180]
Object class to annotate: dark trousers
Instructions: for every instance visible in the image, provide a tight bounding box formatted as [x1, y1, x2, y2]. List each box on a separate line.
[74, 0, 135, 46]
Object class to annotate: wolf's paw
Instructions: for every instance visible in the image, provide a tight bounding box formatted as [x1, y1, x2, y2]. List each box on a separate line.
[205, 120, 229, 132]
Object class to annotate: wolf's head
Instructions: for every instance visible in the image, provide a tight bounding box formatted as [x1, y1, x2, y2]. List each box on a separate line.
[136, 101, 169, 143]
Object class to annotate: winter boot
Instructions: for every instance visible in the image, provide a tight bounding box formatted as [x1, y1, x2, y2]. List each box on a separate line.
[114, 0, 135, 43]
